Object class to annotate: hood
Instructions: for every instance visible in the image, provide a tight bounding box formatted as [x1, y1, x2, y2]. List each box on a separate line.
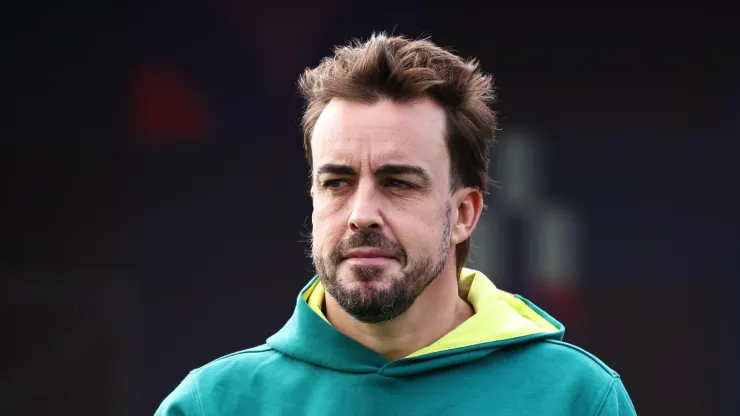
[266, 268, 564, 377]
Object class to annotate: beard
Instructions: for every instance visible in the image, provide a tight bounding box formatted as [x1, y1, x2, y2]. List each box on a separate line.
[312, 205, 451, 324]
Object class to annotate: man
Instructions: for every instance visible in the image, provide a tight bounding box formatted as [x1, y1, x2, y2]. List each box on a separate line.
[156, 33, 636, 415]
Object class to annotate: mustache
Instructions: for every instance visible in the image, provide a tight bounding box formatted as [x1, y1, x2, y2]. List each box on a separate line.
[331, 229, 407, 265]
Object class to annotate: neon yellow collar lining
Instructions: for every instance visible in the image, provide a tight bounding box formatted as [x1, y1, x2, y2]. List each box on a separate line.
[302, 268, 558, 358]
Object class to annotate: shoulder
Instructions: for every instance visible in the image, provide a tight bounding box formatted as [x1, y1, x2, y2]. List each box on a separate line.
[529, 341, 636, 415]
[155, 345, 283, 415]
[541, 339, 619, 378]
[524, 342, 636, 415]
[489, 340, 634, 415]
[190, 344, 282, 379]
[495, 338, 620, 386]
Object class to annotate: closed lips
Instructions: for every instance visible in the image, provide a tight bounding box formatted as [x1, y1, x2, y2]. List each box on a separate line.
[344, 249, 395, 259]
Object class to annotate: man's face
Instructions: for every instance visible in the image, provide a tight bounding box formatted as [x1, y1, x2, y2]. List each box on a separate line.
[310, 98, 454, 323]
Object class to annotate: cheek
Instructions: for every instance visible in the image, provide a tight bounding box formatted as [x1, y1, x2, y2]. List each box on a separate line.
[389, 204, 443, 251]
[312, 200, 348, 252]
[405, 222, 438, 249]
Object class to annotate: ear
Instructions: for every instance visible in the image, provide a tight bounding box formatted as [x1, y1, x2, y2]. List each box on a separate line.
[450, 187, 484, 245]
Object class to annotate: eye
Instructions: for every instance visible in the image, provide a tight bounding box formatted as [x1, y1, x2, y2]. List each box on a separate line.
[386, 179, 412, 190]
[323, 178, 349, 189]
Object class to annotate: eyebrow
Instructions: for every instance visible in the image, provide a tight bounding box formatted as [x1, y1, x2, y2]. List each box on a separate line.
[315, 163, 357, 177]
[375, 164, 431, 185]
[315, 163, 431, 185]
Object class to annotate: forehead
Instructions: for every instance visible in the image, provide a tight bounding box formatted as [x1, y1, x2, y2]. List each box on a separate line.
[311, 98, 449, 172]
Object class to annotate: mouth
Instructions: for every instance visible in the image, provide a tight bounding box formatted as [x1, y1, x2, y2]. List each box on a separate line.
[342, 248, 397, 266]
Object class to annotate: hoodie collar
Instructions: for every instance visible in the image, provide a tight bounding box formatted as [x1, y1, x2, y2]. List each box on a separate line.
[266, 269, 564, 375]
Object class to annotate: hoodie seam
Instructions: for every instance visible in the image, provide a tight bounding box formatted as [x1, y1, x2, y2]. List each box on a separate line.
[593, 376, 619, 416]
[193, 345, 277, 373]
[188, 371, 205, 416]
[543, 340, 617, 376]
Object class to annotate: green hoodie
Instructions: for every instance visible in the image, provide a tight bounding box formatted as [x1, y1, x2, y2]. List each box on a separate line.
[155, 269, 636, 415]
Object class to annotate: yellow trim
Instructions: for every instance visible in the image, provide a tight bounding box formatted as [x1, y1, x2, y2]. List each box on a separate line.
[303, 278, 329, 324]
[303, 268, 558, 358]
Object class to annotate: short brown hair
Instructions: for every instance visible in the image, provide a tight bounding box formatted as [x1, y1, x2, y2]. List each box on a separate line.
[299, 32, 496, 275]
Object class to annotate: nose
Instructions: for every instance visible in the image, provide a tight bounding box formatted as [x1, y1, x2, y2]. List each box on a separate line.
[348, 181, 383, 232]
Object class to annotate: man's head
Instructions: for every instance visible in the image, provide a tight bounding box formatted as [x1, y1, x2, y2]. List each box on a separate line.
[300, 33, 496, 323]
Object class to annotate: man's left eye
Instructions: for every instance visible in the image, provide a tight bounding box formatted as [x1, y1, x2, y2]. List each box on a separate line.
[387, 179, 412, 189]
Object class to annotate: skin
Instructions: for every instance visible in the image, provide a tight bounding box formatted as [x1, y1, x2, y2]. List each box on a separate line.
[310, 97, 484, 361]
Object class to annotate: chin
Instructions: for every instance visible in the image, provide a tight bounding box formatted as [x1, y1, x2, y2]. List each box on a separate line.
[340, 263, 398, 284]
[340, 279, 396, 304]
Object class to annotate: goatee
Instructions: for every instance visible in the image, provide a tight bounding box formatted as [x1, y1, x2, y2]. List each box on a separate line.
[312, 205, 451, 323]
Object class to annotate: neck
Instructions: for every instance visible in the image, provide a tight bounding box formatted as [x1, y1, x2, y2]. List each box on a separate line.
[324, 261, 474, 361]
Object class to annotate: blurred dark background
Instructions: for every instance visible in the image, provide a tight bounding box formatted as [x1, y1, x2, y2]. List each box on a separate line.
[5, 1, 739, 415]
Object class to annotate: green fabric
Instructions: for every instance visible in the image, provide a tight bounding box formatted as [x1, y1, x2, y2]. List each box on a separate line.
[155, 277, 636, 415]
